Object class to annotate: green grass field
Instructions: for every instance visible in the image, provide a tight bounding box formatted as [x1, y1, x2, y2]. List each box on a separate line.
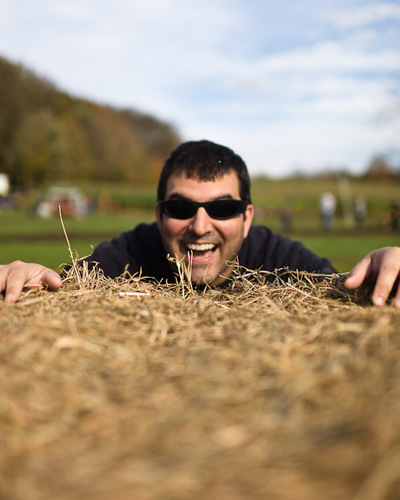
[0, 209, 154, 270]
[1, 211, 399, 273]
[1, 176, 399, 273]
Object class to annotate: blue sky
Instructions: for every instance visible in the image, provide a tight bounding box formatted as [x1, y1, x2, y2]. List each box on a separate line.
[0, 0, 399, 177]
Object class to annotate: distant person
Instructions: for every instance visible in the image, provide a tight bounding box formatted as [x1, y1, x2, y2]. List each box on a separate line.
[354, 197, 367, 231]
[319, 191, 336, 230]
[280, 202, 293, 232]
[388, 201, 400, 232]
[1, 140, 400, 309]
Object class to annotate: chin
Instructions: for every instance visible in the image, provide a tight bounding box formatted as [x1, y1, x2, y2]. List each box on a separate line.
[190, 271, 217, 286]
[192, 271, 228, 288]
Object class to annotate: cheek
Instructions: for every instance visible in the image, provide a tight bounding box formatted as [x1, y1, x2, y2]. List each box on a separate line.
[161, 219, 187, 242]
[218, 220, 245, 245]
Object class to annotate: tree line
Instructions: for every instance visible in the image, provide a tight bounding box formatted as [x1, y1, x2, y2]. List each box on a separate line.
[0, 55, 181, 190]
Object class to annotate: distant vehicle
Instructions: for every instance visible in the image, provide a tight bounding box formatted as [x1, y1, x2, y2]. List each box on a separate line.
[36, 183, 89, 218]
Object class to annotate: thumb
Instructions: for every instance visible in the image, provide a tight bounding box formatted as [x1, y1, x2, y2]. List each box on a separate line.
[344, 255, 371, 290]
[42, 269, 62, 290]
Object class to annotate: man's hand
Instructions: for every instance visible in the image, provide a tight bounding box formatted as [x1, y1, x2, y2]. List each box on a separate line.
[344, 247, 400, 309]
[0, 261, 62, 303]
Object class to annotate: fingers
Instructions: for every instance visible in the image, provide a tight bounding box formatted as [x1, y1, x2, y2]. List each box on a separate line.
[370, 248, 400, 308]
[344, 254, 372, 290]
[345, 247, 400, 309]
[4, 279, 25, 303]
[0, 261, 61, 304]
[42, 269, 62, 291]
[1, 262, 27, 303]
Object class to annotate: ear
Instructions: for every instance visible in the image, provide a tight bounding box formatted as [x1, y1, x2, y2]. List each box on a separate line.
[156, 202, 162, 230]
[243, 204, 254, 238]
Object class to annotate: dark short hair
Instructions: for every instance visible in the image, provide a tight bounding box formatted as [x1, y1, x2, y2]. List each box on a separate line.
[157, 140, 252, 203]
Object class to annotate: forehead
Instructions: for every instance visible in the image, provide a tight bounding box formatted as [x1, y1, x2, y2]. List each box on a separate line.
[165, 171, 241, 200]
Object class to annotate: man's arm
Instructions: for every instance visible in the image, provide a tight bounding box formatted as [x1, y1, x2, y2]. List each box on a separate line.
[344, 247, 400, 309]
[0, 261, 62, 303]
[1, 247, 399, 306]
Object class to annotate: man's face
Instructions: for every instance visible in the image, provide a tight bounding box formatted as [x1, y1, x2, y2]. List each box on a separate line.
[156, 171, 254, 286]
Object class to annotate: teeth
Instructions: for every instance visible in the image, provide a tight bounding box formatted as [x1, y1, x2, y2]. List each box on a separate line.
[186, 243, 215, 252]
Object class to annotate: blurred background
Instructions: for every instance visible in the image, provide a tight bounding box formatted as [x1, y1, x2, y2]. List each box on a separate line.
[0, 0, 399, 272]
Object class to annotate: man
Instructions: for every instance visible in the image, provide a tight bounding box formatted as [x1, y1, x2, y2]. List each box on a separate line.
[1, 140, 400, 307]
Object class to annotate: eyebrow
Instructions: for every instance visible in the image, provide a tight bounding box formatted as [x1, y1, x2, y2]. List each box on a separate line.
[167, 193, 235, 201]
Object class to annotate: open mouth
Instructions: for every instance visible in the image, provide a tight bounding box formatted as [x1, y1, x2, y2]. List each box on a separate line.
[184, 242, 217, 261]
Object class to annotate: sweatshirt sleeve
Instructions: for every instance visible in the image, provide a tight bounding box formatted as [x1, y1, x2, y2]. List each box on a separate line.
[84, 235, 138, 278]
[64, 223, 175, 282]
[238, 226, 337, 275]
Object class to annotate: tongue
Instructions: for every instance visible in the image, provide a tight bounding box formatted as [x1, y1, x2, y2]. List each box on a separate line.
[192, 250, 206, 257]
[188, 248, 214, 261]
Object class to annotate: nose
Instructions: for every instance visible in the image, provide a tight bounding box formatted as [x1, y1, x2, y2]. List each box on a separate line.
[188, 207, 213, 235]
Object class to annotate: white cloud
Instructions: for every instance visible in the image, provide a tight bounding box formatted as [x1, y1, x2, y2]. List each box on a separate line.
[204, 118, 396, 177]
[329, 2, 400, 29]
[0, 0, 398, 177]
[255, 41, 398, 74]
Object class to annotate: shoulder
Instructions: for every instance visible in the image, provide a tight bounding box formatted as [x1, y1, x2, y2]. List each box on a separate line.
[104, 222, 159, 247]
[239, 224, 289, 267]
[82, 222, 161, 278]
[247, 225, 277, 240]
[240, 225, 336, 274]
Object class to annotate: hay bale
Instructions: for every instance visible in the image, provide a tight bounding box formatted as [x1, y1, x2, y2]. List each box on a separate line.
[1, 266, 400, 500]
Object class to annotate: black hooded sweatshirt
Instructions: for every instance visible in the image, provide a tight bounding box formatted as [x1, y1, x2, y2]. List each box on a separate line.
[76, 222, 336, 282]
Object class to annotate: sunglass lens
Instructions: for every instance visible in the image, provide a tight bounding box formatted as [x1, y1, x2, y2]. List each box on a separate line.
[161, 199, 246, 220]
[163, 200, 196, 219]
[207, 200, 244, 219]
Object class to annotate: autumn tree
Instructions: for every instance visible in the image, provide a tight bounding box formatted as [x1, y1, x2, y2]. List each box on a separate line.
[364, 155, 393, 179]
[0, 55, 181, 190]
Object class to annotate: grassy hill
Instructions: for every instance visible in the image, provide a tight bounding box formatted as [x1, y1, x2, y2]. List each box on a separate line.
[0, 55, 181, 189]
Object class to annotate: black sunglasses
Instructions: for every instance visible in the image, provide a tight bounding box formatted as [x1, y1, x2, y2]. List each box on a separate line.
[159, 198, 248, 220]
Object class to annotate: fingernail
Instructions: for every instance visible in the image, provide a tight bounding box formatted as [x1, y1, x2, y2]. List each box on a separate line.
[374, 296, 385, 307]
